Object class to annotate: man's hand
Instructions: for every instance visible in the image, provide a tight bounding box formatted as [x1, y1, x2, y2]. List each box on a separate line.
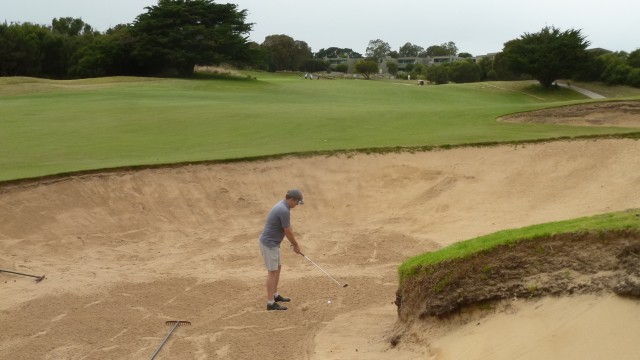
[284, 226, 301, 254]
[291, 243, 301, 255]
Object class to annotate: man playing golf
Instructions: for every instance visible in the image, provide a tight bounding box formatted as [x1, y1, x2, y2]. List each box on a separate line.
[259, 189, 304, 311]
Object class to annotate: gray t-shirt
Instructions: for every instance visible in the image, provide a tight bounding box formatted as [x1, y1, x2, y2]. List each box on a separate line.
[259, 199, 291, 247]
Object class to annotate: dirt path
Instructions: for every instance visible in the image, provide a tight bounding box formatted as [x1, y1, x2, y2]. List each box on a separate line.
[1, 138, 640, 359]
[558, 81, 606, 99]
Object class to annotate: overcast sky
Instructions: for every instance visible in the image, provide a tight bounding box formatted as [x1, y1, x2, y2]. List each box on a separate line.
[2, 0, 638, 56]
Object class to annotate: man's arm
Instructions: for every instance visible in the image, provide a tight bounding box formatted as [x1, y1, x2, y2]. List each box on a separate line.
[284, 226, 301, 254]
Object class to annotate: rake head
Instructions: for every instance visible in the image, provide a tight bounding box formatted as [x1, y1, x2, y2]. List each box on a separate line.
[151, 320, 192, 359]
[165, 320, 191, 326]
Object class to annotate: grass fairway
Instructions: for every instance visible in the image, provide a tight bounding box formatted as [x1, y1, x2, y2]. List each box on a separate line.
[1, 74, 639, 181]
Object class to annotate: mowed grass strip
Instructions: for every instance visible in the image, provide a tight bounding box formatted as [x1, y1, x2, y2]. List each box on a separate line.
[1, 74, 639, 181]
[398, 209, 640, 283]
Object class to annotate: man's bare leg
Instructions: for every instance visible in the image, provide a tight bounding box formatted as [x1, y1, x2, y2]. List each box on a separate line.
[266, 265, 281, 301]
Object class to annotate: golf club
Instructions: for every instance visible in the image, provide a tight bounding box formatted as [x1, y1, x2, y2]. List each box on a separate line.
[300, 252, 348, 288]
[0, 268, 45, 283]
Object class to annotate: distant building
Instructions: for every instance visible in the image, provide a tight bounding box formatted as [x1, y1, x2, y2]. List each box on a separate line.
[324, 54, 483, 74]
[474, 52, 499, 62]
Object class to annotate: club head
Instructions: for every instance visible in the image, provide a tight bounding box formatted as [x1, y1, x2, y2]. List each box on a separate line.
[35, 275, 45, 283]
[342, 284, 348, 287]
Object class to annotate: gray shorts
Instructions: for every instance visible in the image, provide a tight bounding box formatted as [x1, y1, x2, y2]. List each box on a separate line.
[260, 242, 280, 271]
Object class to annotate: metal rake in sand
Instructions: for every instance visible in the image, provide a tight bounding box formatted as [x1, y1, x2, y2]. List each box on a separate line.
[150, 320, 191, 360]
[0, 268, 45, 283]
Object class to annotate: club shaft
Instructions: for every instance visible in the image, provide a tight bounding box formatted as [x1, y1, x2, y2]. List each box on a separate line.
[303, 255, 343, 287]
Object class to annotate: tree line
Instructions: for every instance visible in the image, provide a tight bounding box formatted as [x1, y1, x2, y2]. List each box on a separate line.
[356, 32, 640, 88]
[1, 0, 638, 88]
[0, 0, 254, 78]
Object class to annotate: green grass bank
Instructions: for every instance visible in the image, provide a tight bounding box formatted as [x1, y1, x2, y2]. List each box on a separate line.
[398, 209, 640, 283]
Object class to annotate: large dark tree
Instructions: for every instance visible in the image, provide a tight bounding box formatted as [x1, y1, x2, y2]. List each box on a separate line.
[47, 17, 99, 78]
[449, 59, 482, 83]
[292, 40, 313, 70]
[599, 51, 631, 85]
[573, 48, 611, 82]
[425, 64, 450, 84]
[491, 52, 520, 80]
[131, 0, 252, 76]
[627, 48, 640, 68]
[51, 17, 95, 37]
[261, 34, 312, 71]
[0, 19, 95, 78]
[69, 24, 138, 77]
[501, 26, 590, 88]
[0, 22, 48, 76]
[242, 41, 268, 70]
[315, 47, 361, 59]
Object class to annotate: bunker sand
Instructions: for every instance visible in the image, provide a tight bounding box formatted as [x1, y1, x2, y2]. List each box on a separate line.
[1, 138, 640, 359]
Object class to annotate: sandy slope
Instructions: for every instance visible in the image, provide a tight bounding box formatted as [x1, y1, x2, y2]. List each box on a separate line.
[500, 101, 640, 127]
[1, 138, 640, 359]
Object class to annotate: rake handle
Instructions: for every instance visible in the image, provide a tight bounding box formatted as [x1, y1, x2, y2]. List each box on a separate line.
[150, 321, 190, 360]
[0, 269, 45, 282]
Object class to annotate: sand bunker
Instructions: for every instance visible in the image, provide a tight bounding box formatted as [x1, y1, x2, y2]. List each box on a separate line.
[499, 101, 640, 127]
[1, 138, 640, 359]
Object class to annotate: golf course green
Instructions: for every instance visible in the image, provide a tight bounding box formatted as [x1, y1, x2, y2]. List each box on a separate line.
[2, 73, 639, 182]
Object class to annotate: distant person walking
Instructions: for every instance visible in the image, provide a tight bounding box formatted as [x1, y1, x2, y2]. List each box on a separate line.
[259, 189, 304, 310]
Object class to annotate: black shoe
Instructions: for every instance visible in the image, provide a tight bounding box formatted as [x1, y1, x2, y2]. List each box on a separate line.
[267, 302, 288, 311]
[274, 294, 291, 302]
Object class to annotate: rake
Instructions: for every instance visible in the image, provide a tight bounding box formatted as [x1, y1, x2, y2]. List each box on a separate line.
[0, 268, 45, 283]
[150, 320, 191, 360]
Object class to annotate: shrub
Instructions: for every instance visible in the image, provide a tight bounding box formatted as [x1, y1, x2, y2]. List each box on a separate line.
[627, 68, 640, 88]
[603, 64, 633, 85]
[426, 64, 450, 84]
[335, 63, 348, 73]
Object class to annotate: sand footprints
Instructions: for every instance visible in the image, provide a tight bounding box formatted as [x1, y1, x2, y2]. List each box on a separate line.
[109, 329, 128, 342]
[222, 307, 254, 320]
[31, 312, 66, 338]
[30, 330, 47, 338]
[417, 176, 457, 203]
[84, 300, 102, 308]
[272, 326, 296, 332]
[164, 286, 191, 305]
[99, 344, 120, 352]
[368, 243, 378, 263]
[50, 313, 66, 322]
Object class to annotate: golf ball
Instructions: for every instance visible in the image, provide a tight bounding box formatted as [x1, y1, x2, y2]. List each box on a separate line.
[327, 300, 332, 304]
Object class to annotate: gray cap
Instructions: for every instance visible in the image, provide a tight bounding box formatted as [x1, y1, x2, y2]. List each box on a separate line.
[286, 189, 304, 204]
